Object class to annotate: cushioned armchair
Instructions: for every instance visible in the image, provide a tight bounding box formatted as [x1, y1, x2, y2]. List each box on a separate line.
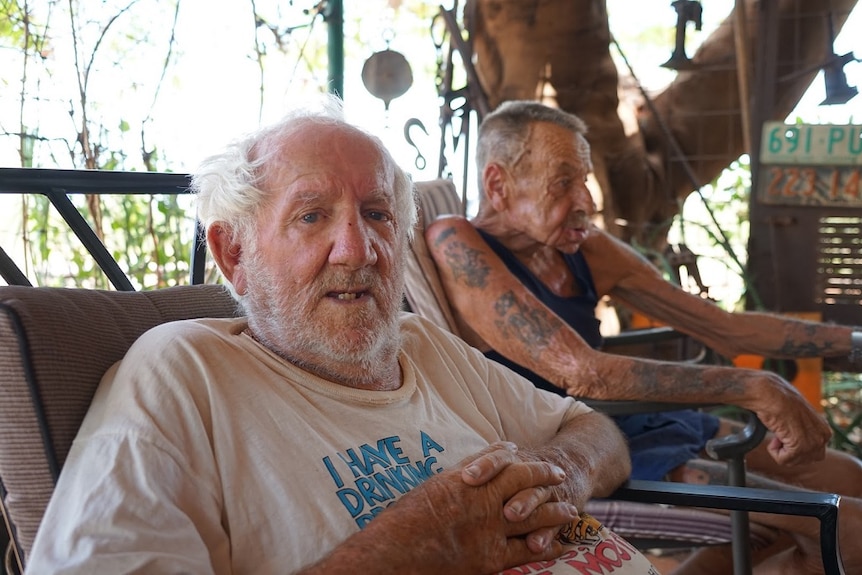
[0, 285, 240, 572]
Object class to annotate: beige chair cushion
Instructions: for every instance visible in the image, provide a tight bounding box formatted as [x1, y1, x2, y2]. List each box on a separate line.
[406, 179, 464, 335]
[0, 284, 240, 566]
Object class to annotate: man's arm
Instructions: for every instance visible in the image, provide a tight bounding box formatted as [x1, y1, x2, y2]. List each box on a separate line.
[581, 227, 859, 361]
[425, 216, 830, 466]
[500, 410, 631, 506]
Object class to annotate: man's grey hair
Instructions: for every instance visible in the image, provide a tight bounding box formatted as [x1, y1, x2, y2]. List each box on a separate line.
[476, 100, 589, 178]
[191, 94, 418, 255]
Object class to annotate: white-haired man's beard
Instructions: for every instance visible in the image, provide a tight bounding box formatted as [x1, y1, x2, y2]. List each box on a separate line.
[241, 250, 405, 386]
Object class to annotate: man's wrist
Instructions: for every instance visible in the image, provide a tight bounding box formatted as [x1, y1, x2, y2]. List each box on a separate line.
[850, 331, 862, 364]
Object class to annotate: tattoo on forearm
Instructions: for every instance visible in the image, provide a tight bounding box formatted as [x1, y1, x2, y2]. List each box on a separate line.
[493, 291, 561, 360]
[441, 240, 490, 288]
[628, 361, 707, 395]
[627, 361, 748, 399]
[778, 324, 835, 356]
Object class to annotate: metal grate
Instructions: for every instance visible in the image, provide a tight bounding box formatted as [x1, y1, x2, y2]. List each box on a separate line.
[816, 216, 862, 305]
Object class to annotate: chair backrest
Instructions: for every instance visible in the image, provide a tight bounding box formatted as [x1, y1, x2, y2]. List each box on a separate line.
[405, 179, 464, 336]
[0, 284, 241, 570]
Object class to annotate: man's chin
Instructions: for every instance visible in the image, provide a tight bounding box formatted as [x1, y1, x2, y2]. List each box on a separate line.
[314, 324, 400, 365]
[317, 311, 399, 349]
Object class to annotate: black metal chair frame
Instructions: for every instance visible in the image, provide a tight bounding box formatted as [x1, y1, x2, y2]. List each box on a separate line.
[0, 168, 206, 290]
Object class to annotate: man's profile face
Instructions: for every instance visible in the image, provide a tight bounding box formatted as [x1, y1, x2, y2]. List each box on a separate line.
[241, 122, 407, 370]
[505, 121, 596, 254]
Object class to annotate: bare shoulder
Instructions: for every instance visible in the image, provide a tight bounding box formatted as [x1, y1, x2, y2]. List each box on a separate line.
[581, 227, 634, 257]
[580, 227, 661, 295]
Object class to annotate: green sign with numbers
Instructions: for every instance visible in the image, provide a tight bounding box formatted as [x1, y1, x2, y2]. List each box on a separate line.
[760, 122, 862, 166]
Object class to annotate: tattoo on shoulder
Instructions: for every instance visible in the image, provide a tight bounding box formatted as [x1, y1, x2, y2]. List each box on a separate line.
[433, 227, 456, 243]
[442, 241, 490, 288]
[493, 291, 561, 359]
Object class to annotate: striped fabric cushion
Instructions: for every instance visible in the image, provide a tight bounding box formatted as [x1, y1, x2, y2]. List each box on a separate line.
[585, 499, 776, 549]
[0, 284, 240, 568]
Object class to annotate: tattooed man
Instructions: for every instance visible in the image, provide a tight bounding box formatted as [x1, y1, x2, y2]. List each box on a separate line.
[427, 100, 862, 575]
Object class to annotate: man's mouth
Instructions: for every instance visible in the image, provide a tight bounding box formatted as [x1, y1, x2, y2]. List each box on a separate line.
[329, 290, 368, 301]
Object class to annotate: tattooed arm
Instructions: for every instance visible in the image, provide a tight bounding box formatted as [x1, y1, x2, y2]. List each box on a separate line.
[425, 216, 831, 465]
[580, 228, 859, 361]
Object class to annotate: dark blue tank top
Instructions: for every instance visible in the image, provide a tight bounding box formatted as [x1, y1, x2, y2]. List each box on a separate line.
[477, 229, 602, 397]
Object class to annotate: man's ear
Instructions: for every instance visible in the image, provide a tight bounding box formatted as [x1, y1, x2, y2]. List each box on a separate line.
[482, 162, 509, 211]
[207, 223, 248, 295]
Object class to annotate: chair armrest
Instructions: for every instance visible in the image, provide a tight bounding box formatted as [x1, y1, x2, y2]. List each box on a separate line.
[610, 480, 845, 575]
[580, 399, 767, 463]
[579, 399, 711, 416]
[705, 409, 766, 461]
[603, 326, 684, 346]
[602, 326, 710, 364]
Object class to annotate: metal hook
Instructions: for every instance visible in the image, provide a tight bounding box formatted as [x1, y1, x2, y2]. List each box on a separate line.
[403, 118, 428, 170]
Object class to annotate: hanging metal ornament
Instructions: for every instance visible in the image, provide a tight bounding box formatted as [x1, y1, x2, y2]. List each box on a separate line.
[361, 48, 413, 110]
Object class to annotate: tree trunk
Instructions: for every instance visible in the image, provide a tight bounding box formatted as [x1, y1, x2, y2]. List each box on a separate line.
[467, 0, 858, 245]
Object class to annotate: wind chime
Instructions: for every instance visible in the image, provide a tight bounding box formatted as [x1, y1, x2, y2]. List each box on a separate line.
[360, 34, 413, 111]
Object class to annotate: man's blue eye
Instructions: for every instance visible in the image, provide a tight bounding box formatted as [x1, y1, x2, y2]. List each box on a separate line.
[301, 213, 320, 223]
[368, 211, 390, 222]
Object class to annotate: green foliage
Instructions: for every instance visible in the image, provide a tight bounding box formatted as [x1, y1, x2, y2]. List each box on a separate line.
[0, 0, 53, 53]
[22, 190, 195, 289]
[823, 372, 862, 457]
[2, 0, 201, 288]
[666, 156, 756, 311]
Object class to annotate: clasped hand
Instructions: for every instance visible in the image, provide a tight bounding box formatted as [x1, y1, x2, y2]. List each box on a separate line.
[388, 441, 581, 574]
[747, 371, 831, 466]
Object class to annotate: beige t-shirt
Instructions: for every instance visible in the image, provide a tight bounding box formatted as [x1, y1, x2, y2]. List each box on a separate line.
[27, 313, 650, 574]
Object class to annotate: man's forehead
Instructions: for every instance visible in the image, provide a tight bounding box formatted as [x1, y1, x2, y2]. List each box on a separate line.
[527, 122, 591, 167]
[274, 121, 376, 154]
[260, 124, 393, 181]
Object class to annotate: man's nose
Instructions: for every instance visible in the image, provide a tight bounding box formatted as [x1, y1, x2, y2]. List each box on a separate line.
[329, 216, 378, 268]
[573, 183, 597, 215]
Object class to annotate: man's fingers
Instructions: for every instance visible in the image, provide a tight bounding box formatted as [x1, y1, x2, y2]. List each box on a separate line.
[766, 433, 827, 466]
[504, 501, 580, 538]
[504, 484, 558, 522]
[498, 536, 565, 570]
[459, 442, 518, 485]
[460, 444, 565, 491]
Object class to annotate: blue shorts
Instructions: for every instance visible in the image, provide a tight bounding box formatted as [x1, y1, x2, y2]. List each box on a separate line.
[613, 410, 720, 480]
